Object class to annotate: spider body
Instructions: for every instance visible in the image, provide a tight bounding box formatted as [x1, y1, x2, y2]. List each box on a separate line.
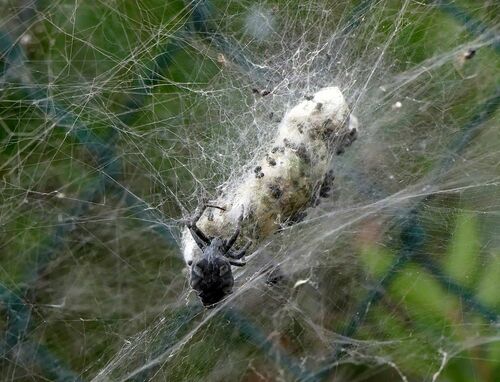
[187, 205, 251, 306]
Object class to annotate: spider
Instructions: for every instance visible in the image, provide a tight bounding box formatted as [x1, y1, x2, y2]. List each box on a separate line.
[187, 204, 252, 306]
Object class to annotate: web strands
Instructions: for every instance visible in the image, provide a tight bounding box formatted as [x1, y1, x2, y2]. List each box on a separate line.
[0, 1, 498, 380]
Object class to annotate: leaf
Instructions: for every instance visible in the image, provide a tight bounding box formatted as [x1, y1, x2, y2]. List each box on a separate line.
[445, 212, 480, 287]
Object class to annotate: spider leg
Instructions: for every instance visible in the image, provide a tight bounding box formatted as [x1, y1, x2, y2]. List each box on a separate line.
[226, 240, 252, 260]
[189, 227, 210, 250]
[187, 204, 211, 249]
[188, 204, 226, 250]
[224, 208, 244, 252]
[228, 258, 246, 267]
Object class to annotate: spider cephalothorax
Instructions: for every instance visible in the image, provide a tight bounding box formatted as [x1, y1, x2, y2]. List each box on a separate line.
[187, 205, 251, 306]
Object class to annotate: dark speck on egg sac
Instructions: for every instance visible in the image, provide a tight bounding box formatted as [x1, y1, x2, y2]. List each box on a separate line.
[266, 155, 276, 166]
[269, 184, 282, 199]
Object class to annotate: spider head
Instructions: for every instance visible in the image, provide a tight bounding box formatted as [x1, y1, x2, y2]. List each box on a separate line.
[190, 255, 234, 306]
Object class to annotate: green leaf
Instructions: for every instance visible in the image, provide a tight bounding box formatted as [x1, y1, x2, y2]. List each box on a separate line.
[390, 264, 458, 330]
[445, 212, 480, 287]
[360, 245, 394, 277]
[476, 252, 500, 308]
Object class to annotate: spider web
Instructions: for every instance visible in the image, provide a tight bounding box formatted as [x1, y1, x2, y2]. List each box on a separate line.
[0, 0, 499, 381]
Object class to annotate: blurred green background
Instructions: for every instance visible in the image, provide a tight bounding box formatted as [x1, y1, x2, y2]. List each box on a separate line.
[0, 0, 499, 381]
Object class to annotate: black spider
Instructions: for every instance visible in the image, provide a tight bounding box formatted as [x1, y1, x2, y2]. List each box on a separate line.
[187, 204, 251, 306]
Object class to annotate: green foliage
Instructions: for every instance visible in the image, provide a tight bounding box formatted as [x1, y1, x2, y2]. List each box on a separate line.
[359, 208, 499, 380]
[1, 0, 499, 381]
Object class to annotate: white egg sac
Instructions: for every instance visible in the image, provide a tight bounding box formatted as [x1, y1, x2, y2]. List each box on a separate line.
[182, 87, 358, 266]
